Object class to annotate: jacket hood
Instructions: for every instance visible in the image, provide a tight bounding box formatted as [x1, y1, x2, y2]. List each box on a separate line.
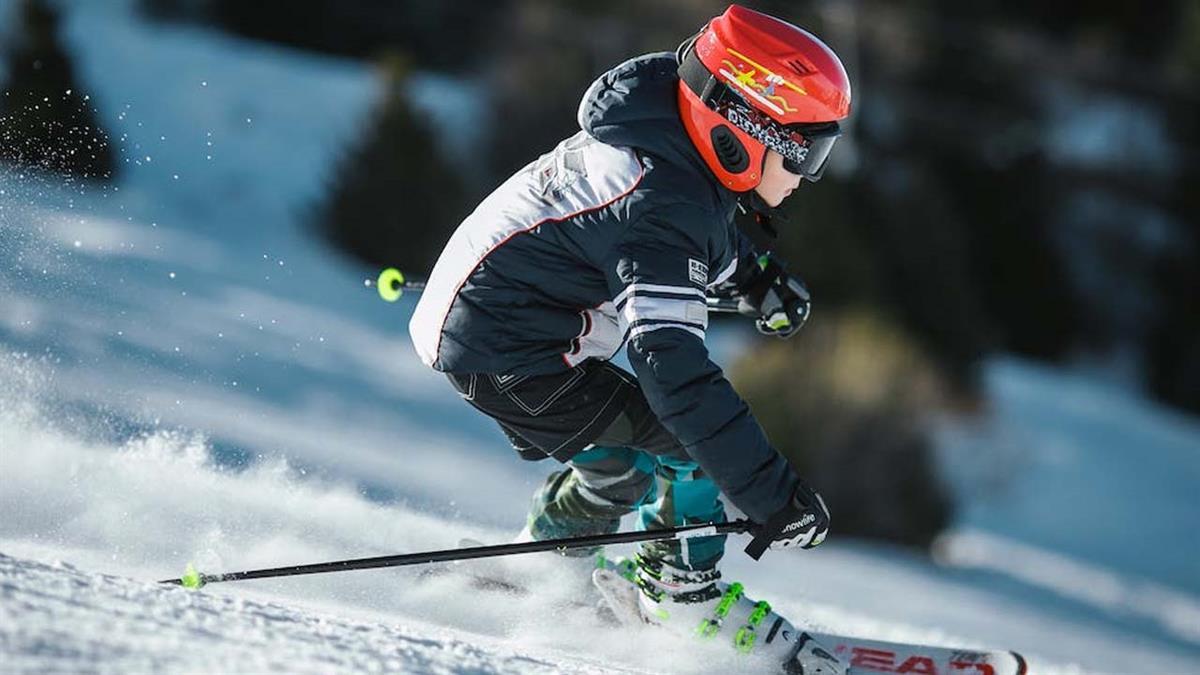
[577, 52, 725, 200]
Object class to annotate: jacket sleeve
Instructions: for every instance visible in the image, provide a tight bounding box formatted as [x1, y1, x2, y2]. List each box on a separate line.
[605, 206, 799, 523]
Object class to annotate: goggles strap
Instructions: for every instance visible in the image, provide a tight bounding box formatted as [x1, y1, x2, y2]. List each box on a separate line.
[677, 41, 719, 102]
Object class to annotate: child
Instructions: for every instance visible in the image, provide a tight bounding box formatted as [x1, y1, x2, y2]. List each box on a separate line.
[411, 5, 850, 671]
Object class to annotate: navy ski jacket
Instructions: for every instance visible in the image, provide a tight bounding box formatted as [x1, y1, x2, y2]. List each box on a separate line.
[410, 52, 799, 522]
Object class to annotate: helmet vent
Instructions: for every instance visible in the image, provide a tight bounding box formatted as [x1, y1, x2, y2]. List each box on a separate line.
[710, 125, 749, 173]
[786, 59, 813, 76]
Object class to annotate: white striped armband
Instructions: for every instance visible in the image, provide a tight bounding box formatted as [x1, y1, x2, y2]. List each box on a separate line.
[614, 283, 708, 341]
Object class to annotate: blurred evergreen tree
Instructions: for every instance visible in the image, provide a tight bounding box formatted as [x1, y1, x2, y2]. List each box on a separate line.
[1143, 3, 1200, 414]
[892, 6, 1078, 365]
[314, 57, 469, 274]
[1146, 248, 1200, 415]
[732, 310, 955, 548]
[1145, 95, 1200, 414]
[0, 0, 116, 179]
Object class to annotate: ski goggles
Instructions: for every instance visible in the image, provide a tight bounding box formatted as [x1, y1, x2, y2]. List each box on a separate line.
[717, 98, 841, 182]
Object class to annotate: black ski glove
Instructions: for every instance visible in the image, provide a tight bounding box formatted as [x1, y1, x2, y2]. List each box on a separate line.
[744, 480, 831, 560]
[735, 254, 811, 339]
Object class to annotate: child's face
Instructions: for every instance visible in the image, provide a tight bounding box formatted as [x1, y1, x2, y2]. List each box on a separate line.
[753, 150, 803, 207]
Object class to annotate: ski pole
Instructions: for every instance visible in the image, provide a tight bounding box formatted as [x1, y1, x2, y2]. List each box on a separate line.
[704, 296, 742, 313]
[161, 519, 754, 589]
[373, 267, 746, 314]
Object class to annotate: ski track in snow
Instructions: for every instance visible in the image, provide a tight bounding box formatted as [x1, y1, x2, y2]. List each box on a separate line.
[2, 2, 1200, 674]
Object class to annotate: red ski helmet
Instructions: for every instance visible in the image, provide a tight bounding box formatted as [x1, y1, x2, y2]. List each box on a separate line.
[677, 5, 852, 192]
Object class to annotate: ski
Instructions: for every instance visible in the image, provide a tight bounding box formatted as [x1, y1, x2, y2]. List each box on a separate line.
[809, 634, 1027, 675]
[589, 567, 1026, 675]
[430, 547, 1027, 675]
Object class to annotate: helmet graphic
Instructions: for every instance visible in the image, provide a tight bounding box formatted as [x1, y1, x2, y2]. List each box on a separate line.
[677, 5, 852, 192]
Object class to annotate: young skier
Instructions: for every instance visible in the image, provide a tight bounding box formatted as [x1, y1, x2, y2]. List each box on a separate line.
[410, 4, 850, 671]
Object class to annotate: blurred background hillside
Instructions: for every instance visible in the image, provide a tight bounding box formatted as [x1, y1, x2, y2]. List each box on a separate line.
[2, 0, 1197, 554]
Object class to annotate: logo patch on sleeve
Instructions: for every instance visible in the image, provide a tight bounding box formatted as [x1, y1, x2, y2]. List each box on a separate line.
[688, 258, 709, 286]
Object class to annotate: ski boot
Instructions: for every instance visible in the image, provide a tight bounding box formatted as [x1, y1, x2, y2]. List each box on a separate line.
[523, 469, 621, 558]
[632, 556, 845, 674]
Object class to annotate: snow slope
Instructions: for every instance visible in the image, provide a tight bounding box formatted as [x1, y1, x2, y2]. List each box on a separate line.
[2, 2, 1200, 674]
[5, 357, 1200, 673]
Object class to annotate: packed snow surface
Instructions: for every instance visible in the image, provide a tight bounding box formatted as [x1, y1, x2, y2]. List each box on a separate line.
[0, 552, 646, 675]
[2, 1, 1199, 673]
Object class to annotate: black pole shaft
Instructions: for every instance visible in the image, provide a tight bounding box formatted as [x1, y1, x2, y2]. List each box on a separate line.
[383, 272, 741, 314]
[161, 520, 753, 586]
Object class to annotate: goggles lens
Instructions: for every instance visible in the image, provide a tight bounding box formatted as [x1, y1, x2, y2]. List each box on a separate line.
[781, 127, 839, 181]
